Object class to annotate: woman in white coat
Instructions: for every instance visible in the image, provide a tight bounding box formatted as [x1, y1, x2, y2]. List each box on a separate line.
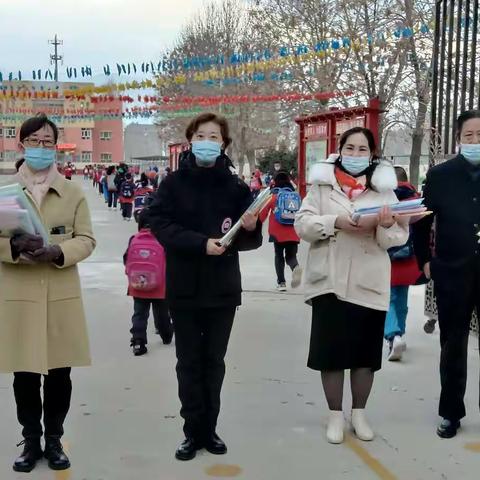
[295, 127, 409, 444]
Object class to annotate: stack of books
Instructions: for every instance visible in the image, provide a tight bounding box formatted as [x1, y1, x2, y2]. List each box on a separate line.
[0, 184, 49, 242]
[352, 198, 429, 223]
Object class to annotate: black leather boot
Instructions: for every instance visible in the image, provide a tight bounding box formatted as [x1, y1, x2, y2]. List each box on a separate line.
[175, 438, 203, 461]
[13, 438, 43, 473]
[44, 437, 71, 470]
[205, 433, 227, 455]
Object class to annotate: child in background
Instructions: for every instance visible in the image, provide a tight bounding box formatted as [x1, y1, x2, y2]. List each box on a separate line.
[133, 173, 154, 223]
[123, 209, 173, 356]
[259, 170, 302, 292]
[385, 166, 426, 361]
[119, 172, 136, 221]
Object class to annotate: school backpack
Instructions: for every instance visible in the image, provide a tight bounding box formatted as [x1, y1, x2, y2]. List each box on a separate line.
[121, 181, 135, 199]
[125, 230, 166, 292]
[273, 188, 302, 225]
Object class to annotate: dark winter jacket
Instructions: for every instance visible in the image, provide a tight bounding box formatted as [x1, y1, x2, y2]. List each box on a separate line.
[147, 151, 263, 309]
[413, 155, 480, 281]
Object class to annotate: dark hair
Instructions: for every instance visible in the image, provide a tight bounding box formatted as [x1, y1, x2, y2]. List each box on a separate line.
[125, 172, 132, 180]
[140, 172, 149, 187]
[273, 170, 290, 186]
[106, 165, 115, 175]
[19, 113, 59, 143]
[394, 166, 409, 182]
[15, 158, 25, 171]
[338, 127, 379, 160]
[185, 113, 232, 148]
[456, 109, 480, 139]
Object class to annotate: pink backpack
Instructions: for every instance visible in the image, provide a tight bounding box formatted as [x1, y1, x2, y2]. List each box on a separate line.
[125, 230, 166, 292]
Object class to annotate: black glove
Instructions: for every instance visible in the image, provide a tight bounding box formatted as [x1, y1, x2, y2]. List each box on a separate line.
[11, 234, 44, 254]
[28, 245, 64, 265]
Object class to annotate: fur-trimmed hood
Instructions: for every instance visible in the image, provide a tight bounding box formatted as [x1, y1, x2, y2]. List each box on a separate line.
[308, 154, 398, 193]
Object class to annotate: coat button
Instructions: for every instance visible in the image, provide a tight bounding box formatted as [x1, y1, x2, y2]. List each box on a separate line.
[474, 197, 478, 202]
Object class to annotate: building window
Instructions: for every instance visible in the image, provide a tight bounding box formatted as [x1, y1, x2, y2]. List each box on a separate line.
[3, 151, 17, 161]
[4, 127, 16, 139]
[100, 153, 112, 162]
[81, 152, 92, 162]
[0, 151, 3, 161]
[0, 128, 3, 138]
[100, 131, 112, 141]
[81, 128, 92, 140]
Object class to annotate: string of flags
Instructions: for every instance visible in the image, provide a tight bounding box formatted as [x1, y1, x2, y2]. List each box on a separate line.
[0, 23, 432, 83]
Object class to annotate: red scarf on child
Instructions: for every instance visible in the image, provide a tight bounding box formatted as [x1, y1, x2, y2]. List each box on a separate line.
[334, 166, 366, 200]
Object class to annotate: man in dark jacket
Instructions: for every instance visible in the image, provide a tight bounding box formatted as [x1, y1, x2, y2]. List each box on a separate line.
[147, 117, 262, 461]
[413, 110, 480, 439]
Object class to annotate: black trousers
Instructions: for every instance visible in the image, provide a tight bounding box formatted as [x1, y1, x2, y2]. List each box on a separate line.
[122, 203, 133, 219]
[434, 260, 480, 420]
[130, 298, 173, 344]
[107, 191, 118, 208]
[274, 241, 299, 284]
[13, 368, 72, 440]
[170, 307, 236, 439]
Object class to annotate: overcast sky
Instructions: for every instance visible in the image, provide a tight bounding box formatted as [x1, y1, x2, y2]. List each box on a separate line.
[0, 0, 208, 82]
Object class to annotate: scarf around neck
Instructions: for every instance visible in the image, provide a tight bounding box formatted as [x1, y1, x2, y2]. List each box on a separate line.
[334, 166, 367, 200]
[17, 162, 60, 207]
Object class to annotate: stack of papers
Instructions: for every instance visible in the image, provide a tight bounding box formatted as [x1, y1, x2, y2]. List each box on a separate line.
[0, 184, 49, 242]
[352, 198, 429, 223]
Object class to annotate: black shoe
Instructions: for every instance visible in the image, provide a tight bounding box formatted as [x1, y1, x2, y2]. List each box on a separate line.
[44, 438, 71, 470]
[163, 333, 174, 345]
[437, 418, 461, 439]
[13, 439, 43, 473]
[132, 340, 147, 356]
[175, 438, 203, 461]
[205, 433, 227, 455]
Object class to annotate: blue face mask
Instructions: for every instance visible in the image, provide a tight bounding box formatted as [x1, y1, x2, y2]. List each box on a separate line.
[461, 144, 480, 165]
[192, 140, 222, 167]
[340, 155, 371, 176]
[24, 147, 57, 171]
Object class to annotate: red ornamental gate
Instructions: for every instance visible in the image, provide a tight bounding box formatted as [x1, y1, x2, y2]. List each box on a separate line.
[295, 98, 383, 197]
[168, 142, 189, 171]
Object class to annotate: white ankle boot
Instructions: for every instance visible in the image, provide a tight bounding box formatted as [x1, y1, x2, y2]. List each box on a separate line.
[326, 410, 345, 444]
[351, 409, 374, 441]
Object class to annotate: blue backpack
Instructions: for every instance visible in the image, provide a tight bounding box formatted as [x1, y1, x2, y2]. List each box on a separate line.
[273, 188, 301, 225]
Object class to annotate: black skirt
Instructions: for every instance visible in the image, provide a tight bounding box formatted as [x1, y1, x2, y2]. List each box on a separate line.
[308, 294, 386, 372]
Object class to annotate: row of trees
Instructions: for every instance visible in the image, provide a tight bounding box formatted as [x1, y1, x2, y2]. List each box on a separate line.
[155, 0, 434, 185]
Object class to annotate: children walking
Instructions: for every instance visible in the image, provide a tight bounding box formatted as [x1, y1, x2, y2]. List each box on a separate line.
[260, 171, 302, 291]
[124, 211, 173, 356]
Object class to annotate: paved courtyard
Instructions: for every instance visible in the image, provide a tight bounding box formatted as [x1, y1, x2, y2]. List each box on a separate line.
[0, 176, 479, 480]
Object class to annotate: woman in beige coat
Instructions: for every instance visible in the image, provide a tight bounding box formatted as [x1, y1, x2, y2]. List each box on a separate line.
[0, 115, 96, 473]
[295, 127, 408, 445]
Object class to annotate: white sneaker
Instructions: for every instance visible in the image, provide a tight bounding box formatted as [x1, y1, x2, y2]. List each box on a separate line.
[291, 265, 303, 289]
[276, 283, 287, 292]
[388, 335, 406, 361]
[351, 409, 374, 441]
[326, 410, 345, 444]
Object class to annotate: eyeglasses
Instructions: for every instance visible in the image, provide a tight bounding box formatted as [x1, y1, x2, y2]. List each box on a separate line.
[23, 138, 56, 148]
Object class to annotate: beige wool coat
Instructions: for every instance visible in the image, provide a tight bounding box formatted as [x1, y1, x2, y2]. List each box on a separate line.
[0, 174, 96, 374]
[295, 158, 409, 311]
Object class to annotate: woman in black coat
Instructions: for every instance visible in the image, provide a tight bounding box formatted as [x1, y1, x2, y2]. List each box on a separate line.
[147, 113, 263, 461]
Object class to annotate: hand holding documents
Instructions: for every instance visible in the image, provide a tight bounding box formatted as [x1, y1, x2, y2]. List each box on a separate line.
[218, 188, 272, 248]
[351, 198, 430, 224]
[0, 184, 49, 242]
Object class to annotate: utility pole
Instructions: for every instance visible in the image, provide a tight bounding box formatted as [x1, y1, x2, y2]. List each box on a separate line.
[49, 34, 63, 82]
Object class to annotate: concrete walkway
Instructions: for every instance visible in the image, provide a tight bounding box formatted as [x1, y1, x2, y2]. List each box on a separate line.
[0, 176, 479, 480]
